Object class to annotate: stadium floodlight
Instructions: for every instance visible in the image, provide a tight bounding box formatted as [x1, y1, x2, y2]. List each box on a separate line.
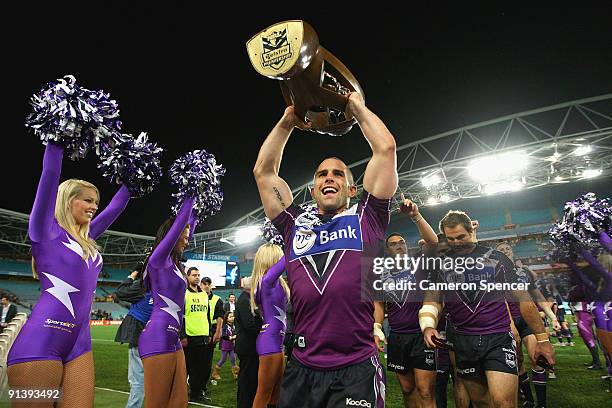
[234, 226, 262, 244]
[574, 145, 592, 156]
[468, 151, 528, 182]
[427, 196, 438, 206]
[581, 168, 602, 178]
[484, 181, 524, 195]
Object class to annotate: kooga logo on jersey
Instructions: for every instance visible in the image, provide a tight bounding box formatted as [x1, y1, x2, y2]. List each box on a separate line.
[346, 398, 372, 407]
[291, 214, 363, 259]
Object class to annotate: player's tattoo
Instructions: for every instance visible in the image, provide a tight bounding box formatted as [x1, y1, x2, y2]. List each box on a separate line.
[273, 187, 286, 208]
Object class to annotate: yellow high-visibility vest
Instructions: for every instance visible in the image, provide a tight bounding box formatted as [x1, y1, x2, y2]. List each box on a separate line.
[185, 289, 209, 336]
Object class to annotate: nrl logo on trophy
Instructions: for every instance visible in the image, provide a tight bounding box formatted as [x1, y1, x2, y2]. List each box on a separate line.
[261, 27, 292, 70]
[246, 20, 365, 136]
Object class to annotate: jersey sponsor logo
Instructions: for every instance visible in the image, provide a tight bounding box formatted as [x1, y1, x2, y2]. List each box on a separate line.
[44, 318, 77, 329]
[346, 398, 372, 407]
[388, 362, 405, 370]
[457, 367, 476, 374]
[293, 229, 316, 256]
[290, 214, 363, 294]
[289, 214, 362, 260]
[502, 347, 515, 353]
[439, 249, 506, 312]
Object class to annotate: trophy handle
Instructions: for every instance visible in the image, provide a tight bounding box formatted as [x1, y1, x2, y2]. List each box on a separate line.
[280, 46, 364, 134]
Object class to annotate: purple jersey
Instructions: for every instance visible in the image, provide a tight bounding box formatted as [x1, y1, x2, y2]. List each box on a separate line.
[255, 257, 288, 355]
[9, 143, 131, 365]
[221, 324, 235, 351]
[272, 191, 390, 369]
[386, 265, 427, 334]
[434, 245, 521, 335]
[506, 266, 533, 320]
[138, 197, 196, 359]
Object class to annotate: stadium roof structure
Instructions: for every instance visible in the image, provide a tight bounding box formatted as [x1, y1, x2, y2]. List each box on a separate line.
[217, 93, 612, 251]
[1, 94, 611, 261]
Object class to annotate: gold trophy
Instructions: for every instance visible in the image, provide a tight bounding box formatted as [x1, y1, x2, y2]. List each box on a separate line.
[246, 20, 364, 136]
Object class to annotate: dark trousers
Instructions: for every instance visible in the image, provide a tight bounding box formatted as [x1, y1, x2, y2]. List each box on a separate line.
[202, 341, 215, 392]
[236, 352, 260, 408]
[185, 344, 212, 397]
[435, 370, 451, 408]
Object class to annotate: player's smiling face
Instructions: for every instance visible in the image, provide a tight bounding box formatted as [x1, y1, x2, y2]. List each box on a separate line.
[443, 225, 476, 255]
[311, 158, 357, 215]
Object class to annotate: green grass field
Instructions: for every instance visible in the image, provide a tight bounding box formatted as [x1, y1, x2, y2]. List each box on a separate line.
[2, 318, 611, 407]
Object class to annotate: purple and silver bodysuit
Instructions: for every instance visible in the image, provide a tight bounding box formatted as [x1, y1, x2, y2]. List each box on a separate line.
[255, 256, 288, 356]
[8, 143, 131, 365]
[138, 197, 196, 359]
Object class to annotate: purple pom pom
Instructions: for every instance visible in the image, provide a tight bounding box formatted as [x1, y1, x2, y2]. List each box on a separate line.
[261, 203, 320, 247]
[261, 218, 284, 246]
[549, 192, 612, 259]
[25, 75, 121, 160]
[169, 150, 225, 221]
[98, 132, 163, 198]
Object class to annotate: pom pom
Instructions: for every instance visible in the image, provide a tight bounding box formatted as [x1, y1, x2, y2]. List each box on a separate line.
[262, 218, 284, 246]
[549, 192, 612, 259]
[98, 132, 163, 197]
[25, 75, 121, 160]
[169, 149, 225, 221]
[261, 203, 320, 247]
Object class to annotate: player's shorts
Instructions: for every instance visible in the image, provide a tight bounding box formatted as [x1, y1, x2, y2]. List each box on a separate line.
[556, 308, 566, 323]
[387, 331, 436, 373]
[279, 354, 385, 408]
[454, 331, 518, 379]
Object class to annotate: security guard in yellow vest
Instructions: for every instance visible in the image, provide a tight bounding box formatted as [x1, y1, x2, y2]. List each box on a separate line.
[200, 276, 225, 386]
[181, 267, 212, 404]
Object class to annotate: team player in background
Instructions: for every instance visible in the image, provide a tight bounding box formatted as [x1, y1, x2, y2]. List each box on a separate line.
[379, 196, 438, 408]
[7, 141, 132, 407]
[420, 210, 555, 408]
[496, 242, 559, 408]
[254, 92, 398, 407]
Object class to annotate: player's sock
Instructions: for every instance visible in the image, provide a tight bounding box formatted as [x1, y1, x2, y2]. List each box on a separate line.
[519, 372, 534, 404]
[532, 368, 547, 407]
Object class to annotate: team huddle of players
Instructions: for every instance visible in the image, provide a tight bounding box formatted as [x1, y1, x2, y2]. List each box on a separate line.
[380, 205, 559, 408]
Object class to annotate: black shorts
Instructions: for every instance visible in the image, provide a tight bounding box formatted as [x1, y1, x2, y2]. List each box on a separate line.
[387, 332, 436, 373]
[515, 317, 534, 339]
[279, 355, 385, 408]
[556, 308, 566, 323]
[454, 332, 518, 379]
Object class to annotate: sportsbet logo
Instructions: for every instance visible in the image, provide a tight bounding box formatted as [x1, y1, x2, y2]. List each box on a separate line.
[346, 398, 372, 407]
[291, 214, 363, 259]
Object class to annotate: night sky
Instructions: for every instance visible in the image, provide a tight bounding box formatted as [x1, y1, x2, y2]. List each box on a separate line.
[2, 7, 611, 235]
